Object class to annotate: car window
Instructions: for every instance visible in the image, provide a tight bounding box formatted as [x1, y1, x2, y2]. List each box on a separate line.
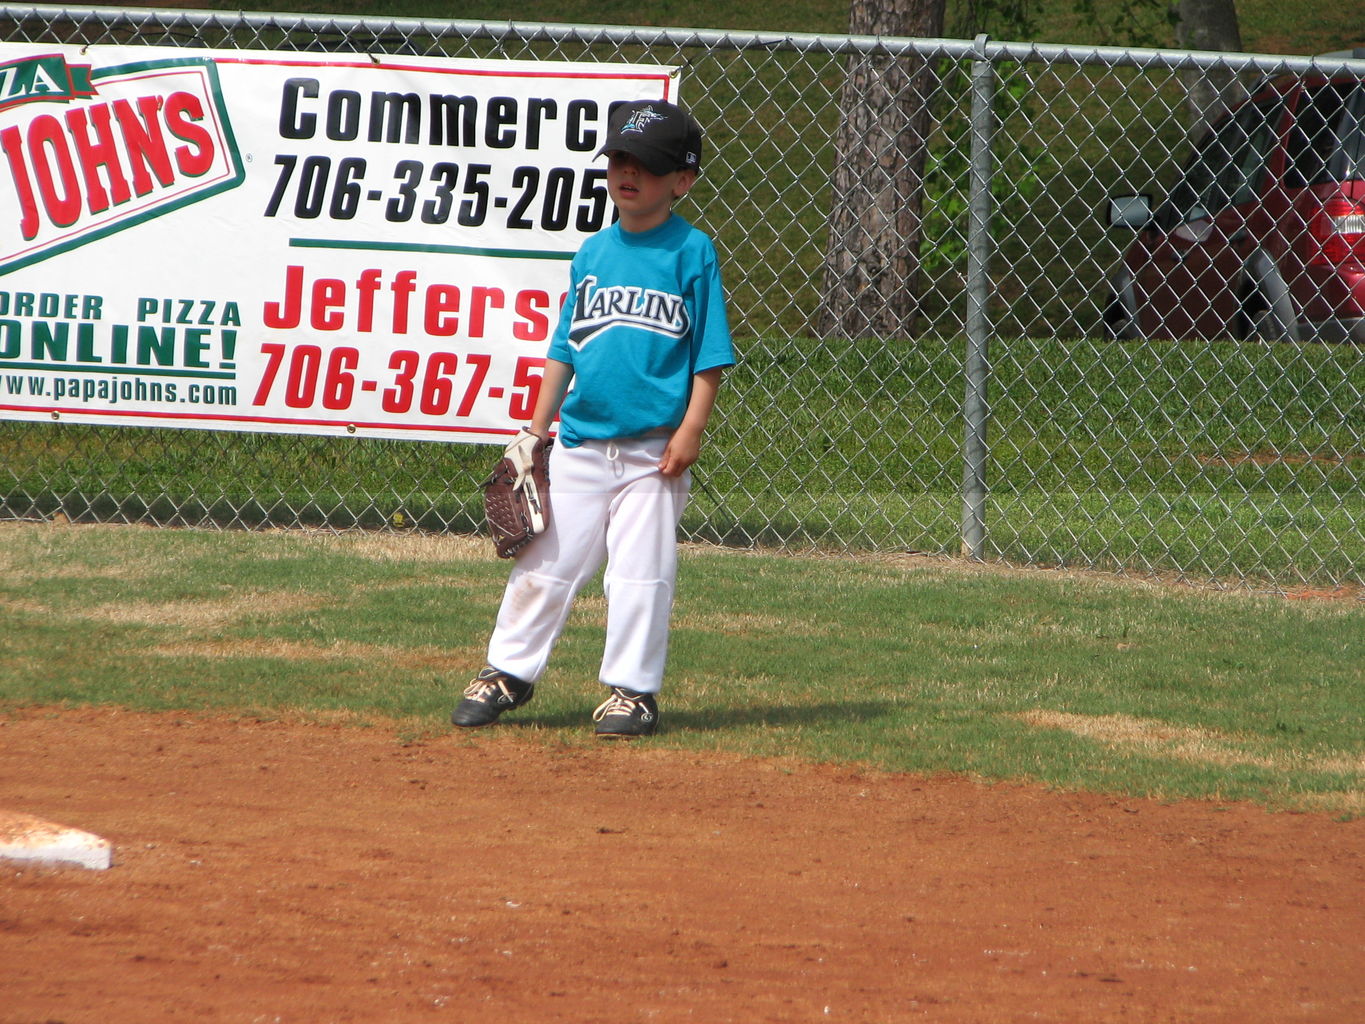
[1347, 86, 1365, 175]
[1284, 82, 1365, 187]
[1165, 97, 1282, 225]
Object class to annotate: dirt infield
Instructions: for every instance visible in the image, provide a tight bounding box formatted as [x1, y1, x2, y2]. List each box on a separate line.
[2, 708, 1361, 1023]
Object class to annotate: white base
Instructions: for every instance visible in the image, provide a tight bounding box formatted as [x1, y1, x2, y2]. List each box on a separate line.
[0, 811, 112, 870]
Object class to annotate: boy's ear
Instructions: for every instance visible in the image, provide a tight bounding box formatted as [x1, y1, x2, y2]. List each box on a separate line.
[673, 168, 698, 199]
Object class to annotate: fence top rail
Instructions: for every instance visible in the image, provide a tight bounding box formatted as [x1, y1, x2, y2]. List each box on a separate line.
[0, 3, 973, 56]
[5, 2, 1365, 75]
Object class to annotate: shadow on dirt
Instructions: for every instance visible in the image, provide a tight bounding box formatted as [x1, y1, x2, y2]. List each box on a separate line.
[517, 700, 895, 733]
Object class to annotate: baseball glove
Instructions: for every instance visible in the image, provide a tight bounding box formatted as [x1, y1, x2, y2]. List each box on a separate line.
[482, 427, 553, 559]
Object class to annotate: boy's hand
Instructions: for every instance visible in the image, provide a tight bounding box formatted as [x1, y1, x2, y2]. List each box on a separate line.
[658, 367, 724, 478]
[658, 426, 702, 477]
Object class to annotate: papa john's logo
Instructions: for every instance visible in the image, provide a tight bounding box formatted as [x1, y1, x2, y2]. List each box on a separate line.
[0, 53, 97, 112]
[0, 51, 243, 274]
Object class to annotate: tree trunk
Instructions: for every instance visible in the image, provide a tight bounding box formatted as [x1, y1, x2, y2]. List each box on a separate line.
[818, 0, 946, 340]
[1176, 0, 1245, 140]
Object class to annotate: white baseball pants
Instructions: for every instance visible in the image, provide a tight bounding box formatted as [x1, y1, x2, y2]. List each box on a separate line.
[485, 434, 690, 694]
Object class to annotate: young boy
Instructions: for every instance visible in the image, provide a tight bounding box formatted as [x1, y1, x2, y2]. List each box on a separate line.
[452, 99, 734, 738]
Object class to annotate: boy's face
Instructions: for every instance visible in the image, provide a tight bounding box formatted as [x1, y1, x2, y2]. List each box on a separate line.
[605, 151, 696, 233]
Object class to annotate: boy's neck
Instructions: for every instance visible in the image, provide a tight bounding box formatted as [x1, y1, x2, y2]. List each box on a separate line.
[618, 208, 673, 233]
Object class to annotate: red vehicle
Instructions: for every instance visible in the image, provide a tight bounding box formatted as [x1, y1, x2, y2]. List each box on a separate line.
[1104, 51, 1365, 343]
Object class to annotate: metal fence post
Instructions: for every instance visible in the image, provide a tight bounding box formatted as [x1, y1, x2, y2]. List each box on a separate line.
[960, 34, 995, 560]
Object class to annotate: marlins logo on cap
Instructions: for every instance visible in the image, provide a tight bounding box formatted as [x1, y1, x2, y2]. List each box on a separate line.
[597, 100, 702, 176]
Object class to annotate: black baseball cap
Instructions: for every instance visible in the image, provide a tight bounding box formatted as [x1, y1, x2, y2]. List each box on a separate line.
[596, 99, 702, 176]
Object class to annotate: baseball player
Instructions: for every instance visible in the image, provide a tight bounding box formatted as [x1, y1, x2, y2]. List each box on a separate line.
[453, 99, 735, 738]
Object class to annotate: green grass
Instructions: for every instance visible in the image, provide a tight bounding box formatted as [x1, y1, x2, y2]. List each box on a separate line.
[2, 520, 1360, 815]
[6, 330, 1362, 583]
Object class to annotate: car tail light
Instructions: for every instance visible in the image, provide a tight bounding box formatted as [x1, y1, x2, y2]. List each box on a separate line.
[1308, 195, 1365, 266]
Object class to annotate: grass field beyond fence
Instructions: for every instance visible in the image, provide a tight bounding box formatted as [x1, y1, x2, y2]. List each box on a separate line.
[2, 522, 1360, 817]
[6, 330, 1361, 586]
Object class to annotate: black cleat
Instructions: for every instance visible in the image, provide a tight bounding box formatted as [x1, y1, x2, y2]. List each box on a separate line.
[592, 687, 659, 739]
[451, 667, 534, 728]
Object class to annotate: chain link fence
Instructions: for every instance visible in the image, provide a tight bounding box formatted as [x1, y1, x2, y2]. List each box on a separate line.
[1, 5, 1362, 592]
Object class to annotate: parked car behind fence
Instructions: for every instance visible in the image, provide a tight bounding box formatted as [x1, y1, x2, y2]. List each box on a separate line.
[1105, 50, 1365, 345]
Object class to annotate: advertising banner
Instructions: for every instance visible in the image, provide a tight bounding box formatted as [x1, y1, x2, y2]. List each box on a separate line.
[0, 44, 678, 443]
